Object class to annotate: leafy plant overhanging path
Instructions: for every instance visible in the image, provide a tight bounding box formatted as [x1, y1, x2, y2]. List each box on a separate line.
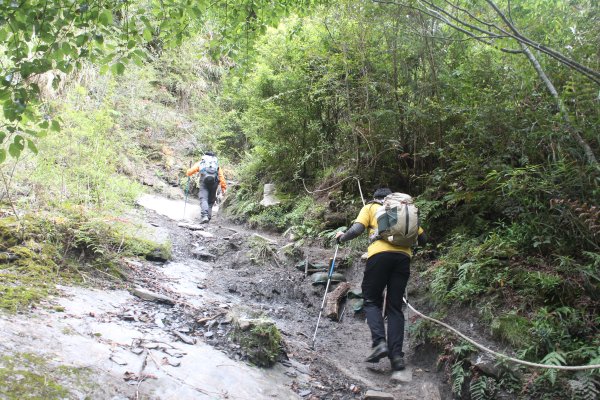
[405, 299, 600, 371]
[0, 0, 327, 162]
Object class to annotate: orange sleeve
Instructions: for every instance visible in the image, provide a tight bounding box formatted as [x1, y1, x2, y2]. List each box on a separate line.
[186, 162, 200, 176]
[218, 168, 227, 192]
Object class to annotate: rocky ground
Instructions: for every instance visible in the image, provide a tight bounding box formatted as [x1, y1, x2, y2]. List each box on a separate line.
[0, 192, 452, 400]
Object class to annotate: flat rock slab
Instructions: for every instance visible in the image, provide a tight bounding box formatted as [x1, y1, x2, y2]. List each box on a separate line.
[364, 390, 395, 399]
[390, 367, 413, 383]
[194, 230, 215, 239]
[173, 330, 196, 345]
[419, 382, 442, 400]
[178, 222, 205, 231]
[132, 288, 175, 305]
[190, 249, 217, 260]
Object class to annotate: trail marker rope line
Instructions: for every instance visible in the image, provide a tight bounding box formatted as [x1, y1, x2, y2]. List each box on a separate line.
[300, 176, 365, 206]
[403, 298, 600, 371]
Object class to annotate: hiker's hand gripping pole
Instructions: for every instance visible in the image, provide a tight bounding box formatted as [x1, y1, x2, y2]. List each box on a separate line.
[311, 244, 339, 349]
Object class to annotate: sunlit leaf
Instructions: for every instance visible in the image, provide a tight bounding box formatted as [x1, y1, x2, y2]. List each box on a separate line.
[99, 10, 113, 26]
[27, 139, 38, 154]
[51, 120, 60, 132]
[8, 143, 21, 158]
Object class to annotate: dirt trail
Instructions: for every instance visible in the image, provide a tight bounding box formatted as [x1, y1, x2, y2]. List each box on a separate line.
[135, 193, 451, 399]
[0, 193, 450, 399]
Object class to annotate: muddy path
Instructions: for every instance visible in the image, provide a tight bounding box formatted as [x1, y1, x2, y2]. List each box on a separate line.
[133, 193, 451, 399]
[0, 193, 450, 399]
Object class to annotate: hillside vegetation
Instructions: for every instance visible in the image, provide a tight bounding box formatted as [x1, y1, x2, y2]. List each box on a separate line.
[0, 0, 598, 399]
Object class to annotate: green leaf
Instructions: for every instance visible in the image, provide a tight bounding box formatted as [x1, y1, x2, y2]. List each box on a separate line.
[0, 149, 5, 163]
[8, 143, 21, 158]
[143, 28, 153, 41]
[99, 10, 113, 26]
[14, 135, 25, 150]
[112, 62, 125, 75]
[27, 139, 38, 154]
[51, 120, 60, 132]
[0, 132, 5, 144]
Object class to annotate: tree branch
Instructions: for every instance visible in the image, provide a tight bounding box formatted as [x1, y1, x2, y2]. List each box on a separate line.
[484, 0, 600, 84]
[373, 0, 600, 85]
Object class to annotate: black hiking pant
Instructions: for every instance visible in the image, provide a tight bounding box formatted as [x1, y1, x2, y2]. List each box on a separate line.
[362, 251, 410, 359]
[199, 174, 219, 219]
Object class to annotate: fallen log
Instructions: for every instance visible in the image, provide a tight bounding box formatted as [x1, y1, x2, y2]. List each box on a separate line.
[324, 282, 351, 320]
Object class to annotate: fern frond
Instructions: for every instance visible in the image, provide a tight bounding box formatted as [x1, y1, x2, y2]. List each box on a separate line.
[568, 375, 599, 400]
[470, 377, 487, 400]
[451, 361, 467, 396]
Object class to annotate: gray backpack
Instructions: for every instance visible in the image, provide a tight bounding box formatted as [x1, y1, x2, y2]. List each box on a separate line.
[199, 154, 218, 176]
[372, 193, 419, 247]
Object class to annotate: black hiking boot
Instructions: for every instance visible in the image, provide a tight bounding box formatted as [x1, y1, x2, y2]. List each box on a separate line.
[391, 356, 405, 371]
[365, 342, 388, 363]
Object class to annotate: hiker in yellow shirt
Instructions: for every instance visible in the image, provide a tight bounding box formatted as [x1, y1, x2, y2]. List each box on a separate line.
[335, 188, 426, 372]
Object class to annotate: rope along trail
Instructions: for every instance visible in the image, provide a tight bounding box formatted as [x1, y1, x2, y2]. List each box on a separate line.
[404, 299, 600, 371]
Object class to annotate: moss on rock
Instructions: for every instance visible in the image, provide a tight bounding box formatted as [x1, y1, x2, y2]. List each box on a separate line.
[0, 353, 69, 399]
[0, 217, 20, 250]
[491, 312, 532, 348]
[233, 317, 282, 367]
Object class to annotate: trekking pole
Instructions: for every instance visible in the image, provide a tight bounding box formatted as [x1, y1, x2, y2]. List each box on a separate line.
[405, 284, 410, 341]
[183, 176, 190, 219]
[311, 244, 340, 349]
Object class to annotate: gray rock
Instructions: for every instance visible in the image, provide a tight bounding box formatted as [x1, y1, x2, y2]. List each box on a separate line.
[173, 330, 196, 345]
[390, 367, 413, 383]
[177, 222, 205, 231]
[364, 390, 395, 399]
[191, 248, 216, 261]
[131, 288, 175, 305]
[145, 248, 170, 262]
[259, 184, 280, 207]
[194, 230, 215, 239]
[469, 353, 501, 378]
[418, 382, 441, 400]
[237, 319, 253, 331]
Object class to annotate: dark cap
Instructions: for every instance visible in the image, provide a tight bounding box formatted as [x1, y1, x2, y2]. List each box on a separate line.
[205, 151, 215, 156]
[373, 188, 392, 199]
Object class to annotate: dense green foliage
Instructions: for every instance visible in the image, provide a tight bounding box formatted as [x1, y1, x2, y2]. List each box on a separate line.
[210, 0, 599, 397]
[0, 0, 326, 161]
[0, 0, 598, 398]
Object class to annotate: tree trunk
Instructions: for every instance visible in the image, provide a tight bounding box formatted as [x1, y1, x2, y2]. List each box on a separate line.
[324, 282, 351, 320]
[521, 45, 598, 167]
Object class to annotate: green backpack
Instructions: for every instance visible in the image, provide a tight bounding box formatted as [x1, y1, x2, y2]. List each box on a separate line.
[372, 193, 419, 247]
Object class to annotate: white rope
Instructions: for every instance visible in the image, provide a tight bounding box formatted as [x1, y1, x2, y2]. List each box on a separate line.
[300, 175, 366, 208]
[300, 176, 354, 194]
[404, 298, 600, 371]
